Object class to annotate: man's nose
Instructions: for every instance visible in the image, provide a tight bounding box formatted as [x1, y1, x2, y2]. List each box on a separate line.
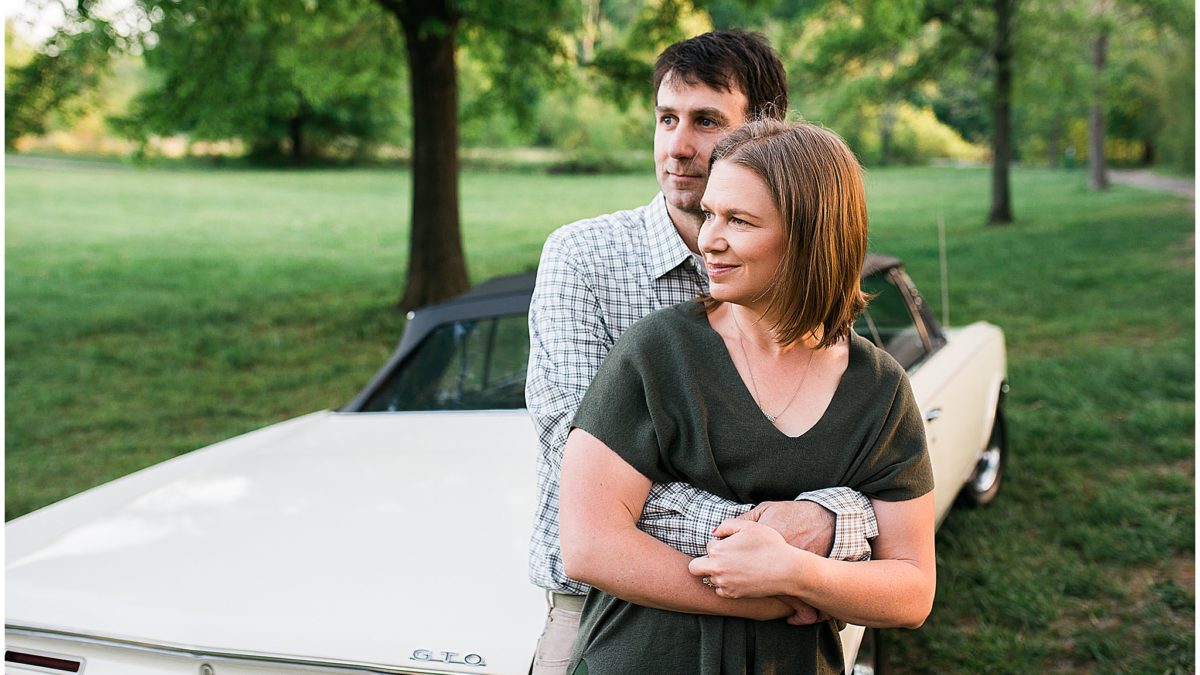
[668, 125, 697, 159]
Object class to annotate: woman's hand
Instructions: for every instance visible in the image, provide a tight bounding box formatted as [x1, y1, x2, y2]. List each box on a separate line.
[693, 495, 937, 629]
[688, 519, 813, 600]
[560, 429, 801, 621]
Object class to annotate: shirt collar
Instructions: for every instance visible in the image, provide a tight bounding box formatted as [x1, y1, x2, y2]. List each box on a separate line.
[644, 193, 704, 281]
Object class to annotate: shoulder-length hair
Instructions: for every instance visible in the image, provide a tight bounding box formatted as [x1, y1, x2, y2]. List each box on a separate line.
[706, 119, 868, 349]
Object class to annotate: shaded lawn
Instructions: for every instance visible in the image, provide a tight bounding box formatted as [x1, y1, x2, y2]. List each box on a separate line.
[5, 161, 1194, 673]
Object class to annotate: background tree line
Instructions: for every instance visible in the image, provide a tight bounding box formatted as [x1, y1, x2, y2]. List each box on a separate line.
[7, 0, 1194, 304]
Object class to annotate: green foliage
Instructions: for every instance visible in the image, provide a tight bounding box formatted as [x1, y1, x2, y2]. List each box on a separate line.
[9, 0, 1194, 177]
[113, 0, 408, 162]
[463, 0, 715, 170]
[787, 0, 995, 166]
[453, 0, 581, 150]
[457, 49, 537, 149]
[460, 0, 579, 121]
[1012, 0, 1195, 172]
[1148, 36, 1195, 172]
[587, 0, 713, 107]
[534, 87, 652, 172]
[5, 17, 117, 148]
[853, 103, 984, 164]
[1009, 2, 1088, 166]
[1113, 3, 1194, 172]
[5, 20, 33, 68]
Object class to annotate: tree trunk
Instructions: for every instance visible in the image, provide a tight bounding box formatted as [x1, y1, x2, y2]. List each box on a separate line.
[1141, 140, 1156, 165]
[384, 0, 471, 309]
[1087, 102, 1107, 189]
[1088, 29, 1109, 190]
[987, 0, 1015, 224]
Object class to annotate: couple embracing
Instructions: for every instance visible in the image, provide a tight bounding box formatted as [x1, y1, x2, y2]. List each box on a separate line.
[526, 30, 935, 675]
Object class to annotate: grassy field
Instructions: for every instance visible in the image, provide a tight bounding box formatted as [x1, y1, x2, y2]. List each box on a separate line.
[6, 159, 1194, 673]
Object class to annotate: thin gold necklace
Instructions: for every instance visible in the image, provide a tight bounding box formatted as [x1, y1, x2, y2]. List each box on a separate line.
[730, 307, 815, 424]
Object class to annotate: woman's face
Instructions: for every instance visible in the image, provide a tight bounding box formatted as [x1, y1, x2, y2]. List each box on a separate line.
[698, 161, 788, 314]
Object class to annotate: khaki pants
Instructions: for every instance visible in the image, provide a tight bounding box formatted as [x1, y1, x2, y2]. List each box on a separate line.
[532, 593, 584, 675]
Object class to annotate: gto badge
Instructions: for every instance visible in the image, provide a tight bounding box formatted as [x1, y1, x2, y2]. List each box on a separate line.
[411, 649, 487, 667]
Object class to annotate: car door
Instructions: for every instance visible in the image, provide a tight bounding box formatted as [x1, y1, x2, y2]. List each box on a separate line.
[856, 268, 978, 523]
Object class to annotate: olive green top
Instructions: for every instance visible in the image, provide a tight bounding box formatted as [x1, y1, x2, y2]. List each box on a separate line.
[568, 300, 934, 675]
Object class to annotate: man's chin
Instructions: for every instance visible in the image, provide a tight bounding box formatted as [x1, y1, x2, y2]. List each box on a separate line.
[663, 191, 703, 216]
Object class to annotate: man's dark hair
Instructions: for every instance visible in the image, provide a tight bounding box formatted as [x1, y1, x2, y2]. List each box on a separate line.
[652, 30, 788, 120]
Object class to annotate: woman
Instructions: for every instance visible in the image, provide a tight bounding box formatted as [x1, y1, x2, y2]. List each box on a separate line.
[558, 120, 936, 674]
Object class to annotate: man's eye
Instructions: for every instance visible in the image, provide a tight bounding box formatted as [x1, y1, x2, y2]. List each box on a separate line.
[699, 118, 719, 129]
[660, 115, 677, 126]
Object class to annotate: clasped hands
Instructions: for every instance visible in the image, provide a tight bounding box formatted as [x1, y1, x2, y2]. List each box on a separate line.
[688, 500, 833, 626]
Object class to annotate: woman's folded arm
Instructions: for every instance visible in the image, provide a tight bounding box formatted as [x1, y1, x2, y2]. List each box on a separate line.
[688, 494, 936, 629]
[559, 428, 795, 622]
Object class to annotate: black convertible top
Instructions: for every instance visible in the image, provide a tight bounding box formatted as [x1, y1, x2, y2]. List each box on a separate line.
[862, 254, 902, 278]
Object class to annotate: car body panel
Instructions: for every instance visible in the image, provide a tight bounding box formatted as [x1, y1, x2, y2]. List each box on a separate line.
[7, 412, 544, 675]
[910, 323, 1007, 522]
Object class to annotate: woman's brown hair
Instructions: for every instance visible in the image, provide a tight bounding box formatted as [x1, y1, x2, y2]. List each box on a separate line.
[706, 119, 869, 349]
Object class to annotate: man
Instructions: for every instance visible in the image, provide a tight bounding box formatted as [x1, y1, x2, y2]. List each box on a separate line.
[526, 30, 878, 674]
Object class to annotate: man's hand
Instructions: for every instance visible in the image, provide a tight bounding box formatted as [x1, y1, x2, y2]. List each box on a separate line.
[737, 500, 835, 556]
[778, 595, 829, 626]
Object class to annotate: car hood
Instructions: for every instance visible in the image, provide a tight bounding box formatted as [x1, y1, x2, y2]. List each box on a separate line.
[6, 410, 544, 674]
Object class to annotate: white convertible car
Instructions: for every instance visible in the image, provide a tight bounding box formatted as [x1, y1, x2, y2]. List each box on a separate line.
[6, 255, 1007, 675]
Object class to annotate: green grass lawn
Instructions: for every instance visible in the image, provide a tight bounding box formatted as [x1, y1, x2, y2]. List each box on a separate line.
[6, 160, 1194, 673]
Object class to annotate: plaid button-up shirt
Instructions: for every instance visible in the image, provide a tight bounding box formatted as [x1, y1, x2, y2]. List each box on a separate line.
[526, 193, 878, 595]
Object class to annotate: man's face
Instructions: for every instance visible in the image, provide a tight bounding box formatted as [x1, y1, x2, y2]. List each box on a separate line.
[653, 74, 749, 220]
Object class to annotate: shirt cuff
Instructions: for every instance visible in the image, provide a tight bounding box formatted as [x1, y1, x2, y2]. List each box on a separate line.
[796, 487, 878, 562]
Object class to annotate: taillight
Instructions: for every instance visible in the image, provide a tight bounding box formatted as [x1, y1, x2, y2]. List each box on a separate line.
[5, 649, 84, 673]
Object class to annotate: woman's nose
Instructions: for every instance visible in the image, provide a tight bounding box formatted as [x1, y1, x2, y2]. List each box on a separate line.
[698, 219, 726, 252]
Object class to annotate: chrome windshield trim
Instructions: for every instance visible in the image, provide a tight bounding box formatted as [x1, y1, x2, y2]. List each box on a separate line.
[5, 625, 459, 675]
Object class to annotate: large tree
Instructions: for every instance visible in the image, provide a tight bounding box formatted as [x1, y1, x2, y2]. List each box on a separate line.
[922, 0, 1018, 224]
[787, 0, 1021, 223]
[372, 0, 573, 309]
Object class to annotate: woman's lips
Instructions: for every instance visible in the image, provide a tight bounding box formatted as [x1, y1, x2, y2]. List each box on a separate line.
[706, 261, 738, 278]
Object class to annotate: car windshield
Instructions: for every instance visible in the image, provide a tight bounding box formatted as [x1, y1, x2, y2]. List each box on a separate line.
[854, 271, 929, 370]
[360, 313, 530, 412]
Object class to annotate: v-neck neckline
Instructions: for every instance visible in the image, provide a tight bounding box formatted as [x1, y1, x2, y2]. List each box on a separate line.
[691, 301, 858, 440]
